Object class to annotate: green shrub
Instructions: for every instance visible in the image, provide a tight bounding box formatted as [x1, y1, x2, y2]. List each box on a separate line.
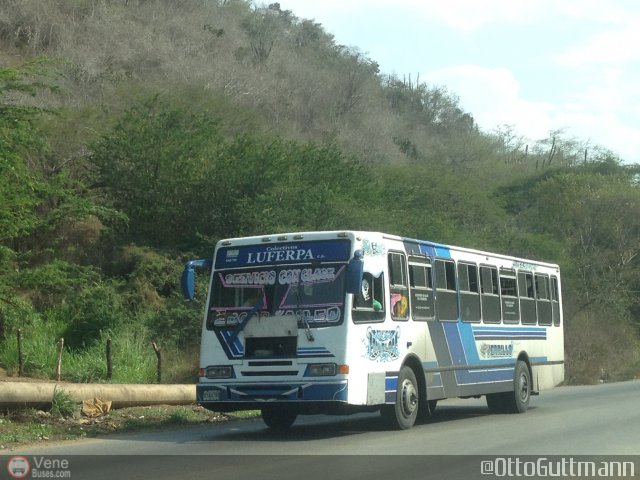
[61, 281, 129, 350]
[50, 387, 76, 418]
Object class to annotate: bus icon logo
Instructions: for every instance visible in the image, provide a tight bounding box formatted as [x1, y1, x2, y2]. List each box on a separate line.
[7, 456, 30, 479]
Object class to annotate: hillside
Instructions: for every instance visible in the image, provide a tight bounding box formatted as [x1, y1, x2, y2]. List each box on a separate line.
[1, 0, 639, 384]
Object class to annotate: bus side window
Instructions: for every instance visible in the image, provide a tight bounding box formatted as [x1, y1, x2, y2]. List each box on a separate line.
[389, 252, 409, 321]
[536, 273, 552, 325]
[551, 276, 561, 326]
[500, 269, 520, 323]
[352, 272, 385, 323]
[480, 265, 501, 323]
[409, 256, 434, 321]
[354, 273, 384, 310]
[458, 262, 480, 322]
[435, 259, 458, 321]
[518, 271, 537, 324]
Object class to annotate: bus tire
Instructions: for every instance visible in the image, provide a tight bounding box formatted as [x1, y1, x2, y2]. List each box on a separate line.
[382, 366, 419, 430]
[506, 360, 531, 413]
[261, 406, 297, 431]
[486, 361, 531, 414]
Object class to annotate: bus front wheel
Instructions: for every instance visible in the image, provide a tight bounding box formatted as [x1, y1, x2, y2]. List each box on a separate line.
[381, 366, 419, 430]
[261, 406, 297, 431]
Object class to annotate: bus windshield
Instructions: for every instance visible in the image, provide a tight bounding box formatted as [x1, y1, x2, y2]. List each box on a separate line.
[206, 264, 347, 329]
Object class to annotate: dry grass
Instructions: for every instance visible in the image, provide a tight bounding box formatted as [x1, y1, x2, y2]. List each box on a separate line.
[564, 308, 640, 384]
[0, 0, 419, 165]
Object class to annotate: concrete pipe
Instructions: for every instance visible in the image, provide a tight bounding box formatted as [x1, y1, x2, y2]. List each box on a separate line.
[0, 382, 196, 410]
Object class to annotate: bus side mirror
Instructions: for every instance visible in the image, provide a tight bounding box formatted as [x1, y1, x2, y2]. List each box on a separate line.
[346, 250, 364, 294]
[181, 259, 212, 301]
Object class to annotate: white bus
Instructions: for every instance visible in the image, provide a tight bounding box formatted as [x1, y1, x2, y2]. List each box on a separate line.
[182, 231, 564, 430]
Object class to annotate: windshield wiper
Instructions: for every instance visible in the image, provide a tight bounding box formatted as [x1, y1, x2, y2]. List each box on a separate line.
[295, 284, 314, 342]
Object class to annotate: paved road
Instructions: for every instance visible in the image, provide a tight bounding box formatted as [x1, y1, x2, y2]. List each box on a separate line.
[7, 380, 640, 479]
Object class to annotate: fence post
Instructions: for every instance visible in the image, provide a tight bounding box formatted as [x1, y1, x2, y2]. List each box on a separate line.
[56, 337, 64, 381]
[17, 328, 24, 377]
[106, 338, 113, 380]
[152, 341, 162, 384]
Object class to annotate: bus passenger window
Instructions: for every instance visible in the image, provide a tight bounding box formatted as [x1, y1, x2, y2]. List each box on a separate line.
[536, 274, 552, 325]
[389, 252, 409, 321]
[409, 257, 434, 320]
[352, 272, 385, 323]
[551, 276, 561, 326]
[435, 259, 458, 321]
[458, 263, 480, 322]
[480, 265, 501, 323]
[500, 269, 519, 323]
[354, 273, 384, 311]
[518, 271, 537, 325]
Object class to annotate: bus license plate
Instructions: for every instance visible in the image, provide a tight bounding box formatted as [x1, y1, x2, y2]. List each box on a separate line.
[202, 390, 221, 401]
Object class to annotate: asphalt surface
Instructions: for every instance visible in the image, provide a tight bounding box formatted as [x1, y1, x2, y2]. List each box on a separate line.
[5, 380, 640, 479]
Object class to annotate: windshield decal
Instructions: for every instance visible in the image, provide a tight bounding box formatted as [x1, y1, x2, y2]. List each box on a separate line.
[222, 270, 276, 286]
[210, 308, 342, 328]
[208, 264, 346, 329]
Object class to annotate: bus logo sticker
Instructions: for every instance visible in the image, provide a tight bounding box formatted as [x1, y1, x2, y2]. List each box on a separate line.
[479, 342, 515, 359]
[362, 239, 386, 257]
[365, 327, 400, 362]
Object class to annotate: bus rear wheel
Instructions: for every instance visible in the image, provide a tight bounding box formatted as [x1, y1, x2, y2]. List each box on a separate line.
[381, 366, 419, 430]
[506, 360, 531, 413]
[486, 360, 531, 414]
[261, 406, 297, 431]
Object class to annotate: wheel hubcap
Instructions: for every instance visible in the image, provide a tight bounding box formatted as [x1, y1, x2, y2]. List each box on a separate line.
[400, 379, 418, 417]
[519, 373, 529, 402]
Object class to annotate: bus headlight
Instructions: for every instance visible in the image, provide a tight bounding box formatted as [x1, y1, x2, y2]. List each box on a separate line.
[204, 366, 233, 379]
[306, 363, 338, 376]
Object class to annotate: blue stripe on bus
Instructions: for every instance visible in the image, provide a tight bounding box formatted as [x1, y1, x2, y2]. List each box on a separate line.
[472, 326, 547, 340]
[218, 330, 244, 358]
[441, 321, 549, 386]
[385, 375, 398, 403]
[444, 321, 474, 365]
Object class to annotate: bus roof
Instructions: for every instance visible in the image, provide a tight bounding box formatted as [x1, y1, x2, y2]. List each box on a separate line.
[215, 230, 560, 270]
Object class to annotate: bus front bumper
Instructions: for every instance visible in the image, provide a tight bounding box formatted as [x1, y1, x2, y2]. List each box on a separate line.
[196, 381, 348, 411]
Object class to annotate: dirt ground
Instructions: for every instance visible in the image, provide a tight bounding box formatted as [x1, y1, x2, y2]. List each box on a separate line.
[0, 366, 247, 450]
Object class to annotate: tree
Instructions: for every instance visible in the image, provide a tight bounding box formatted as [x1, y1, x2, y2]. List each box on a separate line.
[507, 164, 640, 343]
[239, 6, 281, 64]
[231, 139, 377, 234]
[89, 97, 228, 249]
[0, 62, 49, 245]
